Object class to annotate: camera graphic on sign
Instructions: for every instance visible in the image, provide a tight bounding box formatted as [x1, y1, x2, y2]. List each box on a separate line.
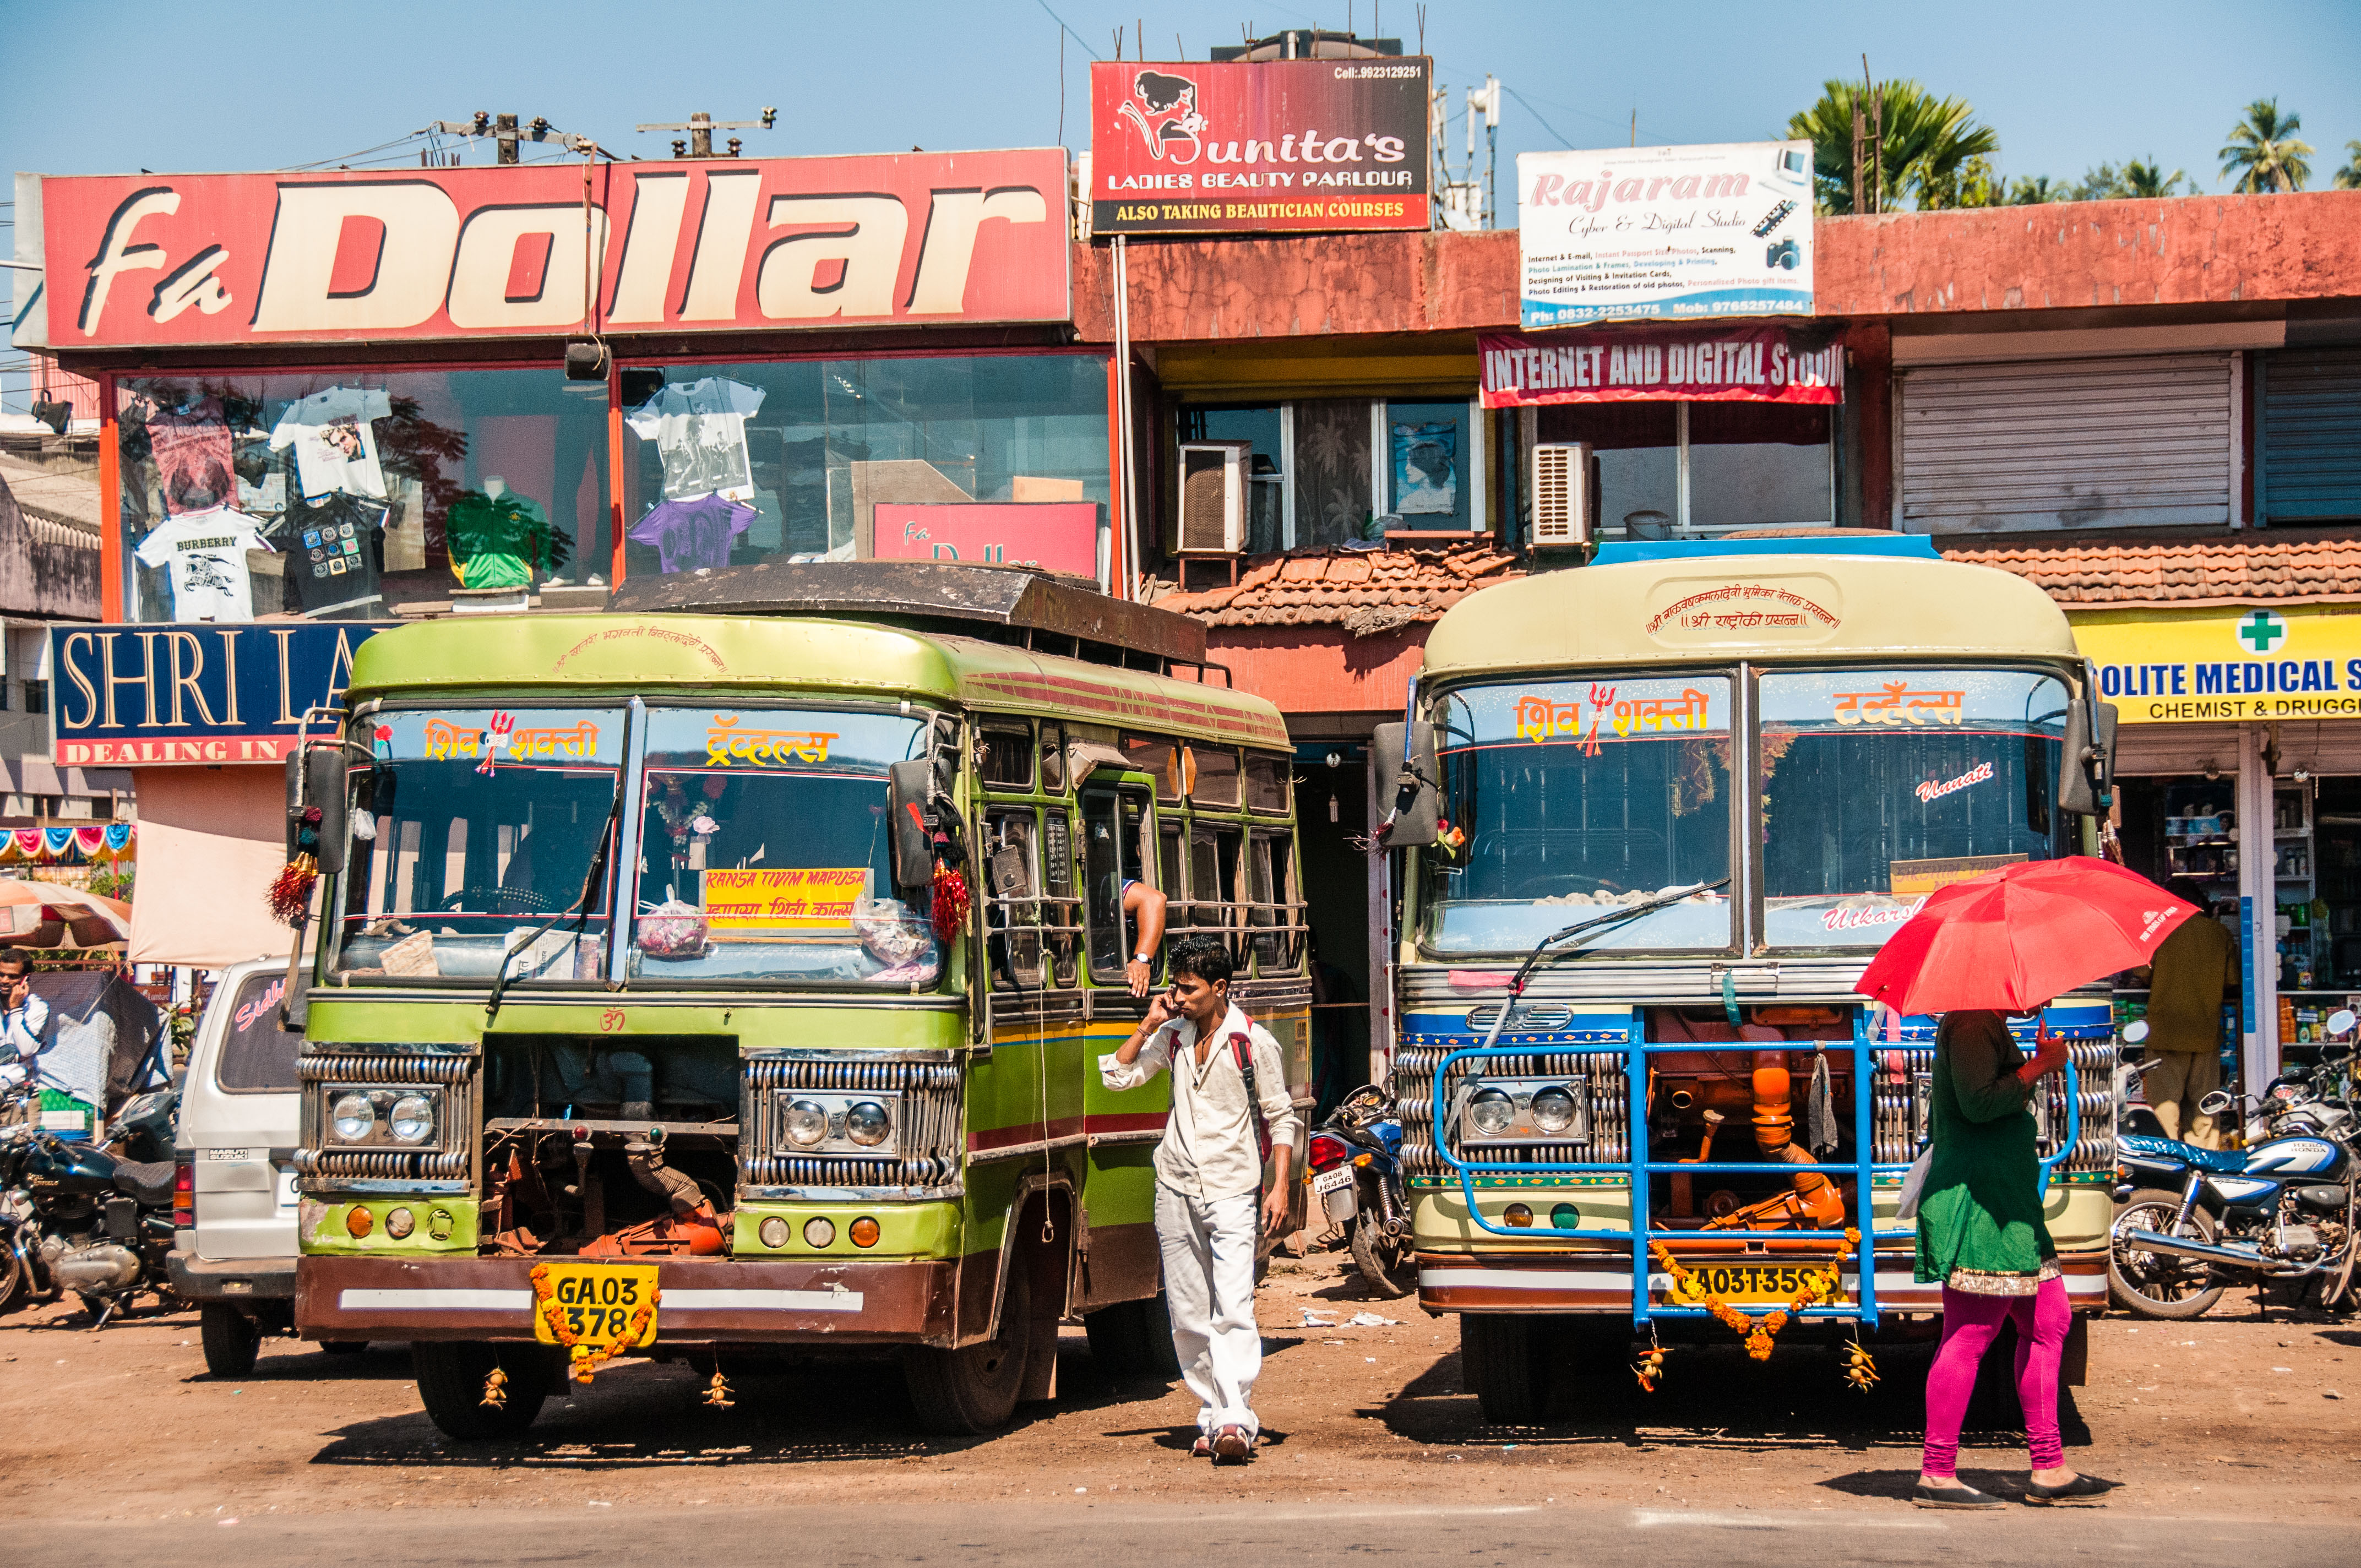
[1765, 237, 1801, 271]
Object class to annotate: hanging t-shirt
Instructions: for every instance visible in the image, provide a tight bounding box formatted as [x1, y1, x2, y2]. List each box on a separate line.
[628, 494, 757, 574]
[269, 386, 393, 500]
[132, 507, 273, 623]
[624, 378, 764, 502]
[144, 396, 236, 515]
[285, 493, 389, 616]
[445, 490, 553, 590]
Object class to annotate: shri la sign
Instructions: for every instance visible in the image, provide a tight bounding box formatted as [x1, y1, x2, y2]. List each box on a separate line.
[1517, 141, 1815, 328]
[14, 151, 1070, 349]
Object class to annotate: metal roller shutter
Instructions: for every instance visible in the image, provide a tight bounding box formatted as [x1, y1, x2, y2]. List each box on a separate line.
[1899, 354, 2235, 534]
[2259, 347, 2361, 524]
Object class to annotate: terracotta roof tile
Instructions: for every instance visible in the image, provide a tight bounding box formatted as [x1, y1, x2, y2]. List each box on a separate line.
[1944, 532, 2361, 607]
[1160, 539, 1524, 634]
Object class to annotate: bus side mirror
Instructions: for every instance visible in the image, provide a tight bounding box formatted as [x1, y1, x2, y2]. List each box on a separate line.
[2059, 698, 2117, 817]
[888, 759, 936, 891]
[1372, 720, 1440, 848]
[287, 746, 349, 875]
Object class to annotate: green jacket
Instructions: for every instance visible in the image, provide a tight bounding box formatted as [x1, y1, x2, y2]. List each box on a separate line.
[1914, 1010, 2056, 1284]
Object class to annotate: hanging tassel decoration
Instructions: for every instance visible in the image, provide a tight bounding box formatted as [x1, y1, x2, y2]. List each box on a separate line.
[269, 807, 323, 927]
[931, 860, 971, 941]
[703, 1370, 736, 1408]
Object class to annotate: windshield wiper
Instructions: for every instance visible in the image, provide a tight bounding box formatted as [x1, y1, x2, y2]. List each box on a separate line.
[485, 790, 625, 1026]
[1472, 878, 1732, 1055]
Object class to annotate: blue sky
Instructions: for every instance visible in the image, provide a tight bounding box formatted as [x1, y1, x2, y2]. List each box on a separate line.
[4, 0, 2355, 405]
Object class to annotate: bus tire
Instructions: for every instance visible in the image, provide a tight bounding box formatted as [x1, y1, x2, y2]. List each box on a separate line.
[199, 1302, 261, 1379]
[906, 1260, 1031, 1435]
[1462, 1313, 1551, 1425]
[413, 1340, 560, 1440]
[1084, 1291, 1182, 1378]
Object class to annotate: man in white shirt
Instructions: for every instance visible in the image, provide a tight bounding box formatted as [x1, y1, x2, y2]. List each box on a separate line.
[1101, 935, 1297, 1462]
[0, 947, 69, 1133]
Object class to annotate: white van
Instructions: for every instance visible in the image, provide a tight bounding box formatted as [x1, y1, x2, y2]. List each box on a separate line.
[168, 957, 361, 1375]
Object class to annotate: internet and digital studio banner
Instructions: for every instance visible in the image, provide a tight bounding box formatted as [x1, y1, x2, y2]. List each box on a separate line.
[1090, 58, 1430, 233]
[1517, 141, 1815, 328]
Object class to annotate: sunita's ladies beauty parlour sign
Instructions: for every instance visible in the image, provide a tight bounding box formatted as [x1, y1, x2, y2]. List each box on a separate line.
[15, 151, 1070, 347]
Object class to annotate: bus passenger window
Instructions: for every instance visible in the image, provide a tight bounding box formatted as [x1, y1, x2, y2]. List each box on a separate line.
[1245, 753, 1290, 813]
[1189, 826, 1242, 940]
[1038, 725, 1066, 793]
[1247, 830, 1298, 971]
[983, 810, 1041, 992]
[1193, 747, 1240, 807]
[1082, 788, 1151, 981]
[1123, 734, 1180, 801]
[980, 726, 1034, 790]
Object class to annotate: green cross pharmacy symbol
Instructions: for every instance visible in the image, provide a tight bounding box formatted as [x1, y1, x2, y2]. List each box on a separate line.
[2238, 610, 2288, 654]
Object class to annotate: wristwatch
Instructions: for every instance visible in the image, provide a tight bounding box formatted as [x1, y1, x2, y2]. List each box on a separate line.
[1133, 952, 1154, 965]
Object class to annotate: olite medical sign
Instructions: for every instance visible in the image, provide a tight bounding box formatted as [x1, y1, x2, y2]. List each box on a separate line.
[2074, 605, 2361, 724]
[16, 151, 1069, 349]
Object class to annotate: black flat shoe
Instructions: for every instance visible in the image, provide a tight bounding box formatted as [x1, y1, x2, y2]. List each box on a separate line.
[2024, 1473, 2117, 1504]
[1911, 1481, 2004, 1509]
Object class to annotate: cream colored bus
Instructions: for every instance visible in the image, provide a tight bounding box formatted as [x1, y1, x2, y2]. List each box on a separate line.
[1373, 536, 2120, 1423]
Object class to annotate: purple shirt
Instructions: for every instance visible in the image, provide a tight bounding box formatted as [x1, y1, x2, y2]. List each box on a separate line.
[629, 494, 757, 573]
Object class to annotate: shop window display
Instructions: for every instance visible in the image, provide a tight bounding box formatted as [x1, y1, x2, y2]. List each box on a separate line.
[115, 369, 608, 623]
[619, 354, 1110, 576]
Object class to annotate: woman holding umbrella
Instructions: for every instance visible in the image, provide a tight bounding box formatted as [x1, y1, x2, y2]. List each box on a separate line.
[1858, 856, 2194, 1509]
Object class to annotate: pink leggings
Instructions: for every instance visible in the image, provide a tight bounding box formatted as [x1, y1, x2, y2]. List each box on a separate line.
[1920, 1275, 2069, 1478]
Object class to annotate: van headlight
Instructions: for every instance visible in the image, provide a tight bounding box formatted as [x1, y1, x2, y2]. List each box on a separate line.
[330, 1092, 376, 1142]
[844, 1101, 891, 1147]
[784, 1100, 829, 1147]
[387, 1094, 436, 1145]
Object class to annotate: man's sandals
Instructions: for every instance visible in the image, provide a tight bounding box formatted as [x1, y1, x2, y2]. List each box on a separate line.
[1212, 1424, 1253, 1463]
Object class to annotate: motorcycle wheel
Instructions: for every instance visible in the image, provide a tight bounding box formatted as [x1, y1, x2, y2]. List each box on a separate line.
[200, 1302, 262, 1378]
[2109, 1188, 2228, 1320]
[0, 1243, 29, 1317]
[1348, 1213, 1417, 1299]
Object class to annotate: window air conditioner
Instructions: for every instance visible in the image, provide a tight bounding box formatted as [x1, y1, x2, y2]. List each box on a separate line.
[1177, 441, 1251, 555]
[1530, 441, 1595, 548]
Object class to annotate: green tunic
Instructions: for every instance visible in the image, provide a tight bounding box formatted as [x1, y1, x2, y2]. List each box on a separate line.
[1913, 1010, 2056, 1285]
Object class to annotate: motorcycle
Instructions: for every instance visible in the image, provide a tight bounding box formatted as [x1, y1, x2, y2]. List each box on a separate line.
[1305, 1084, 1413, 1297]
[0, 1077, 185, 1325]
[2108, 1016, 2359, 1320]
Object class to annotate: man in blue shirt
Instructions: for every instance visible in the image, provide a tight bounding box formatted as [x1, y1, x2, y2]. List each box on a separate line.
[0, 948, 100, 1139]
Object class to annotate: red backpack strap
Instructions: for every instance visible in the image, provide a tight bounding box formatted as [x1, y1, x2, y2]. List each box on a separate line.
[1228, 1030, 1274, 1166]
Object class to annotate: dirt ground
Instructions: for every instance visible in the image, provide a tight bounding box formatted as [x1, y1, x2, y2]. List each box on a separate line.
[5, 1251, 2358, 1523]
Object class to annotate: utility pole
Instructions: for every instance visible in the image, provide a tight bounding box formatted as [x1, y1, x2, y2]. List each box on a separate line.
[636, 108, 778, 159]
[424, 113, 589, 166]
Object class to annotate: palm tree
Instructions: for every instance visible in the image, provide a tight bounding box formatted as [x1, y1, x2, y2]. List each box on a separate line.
[1787, 79, 2000, 213]
[2120, 159, 2189, 198]
[2004, 174, 2071, 204]
[2337, 139, 2361, 190]
[2219, 99, 2313, 192]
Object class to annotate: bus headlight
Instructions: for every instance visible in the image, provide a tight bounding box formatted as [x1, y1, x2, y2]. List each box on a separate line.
[1468, 1088, 1516, 1136]
[1529, 1086, 1578, 1134]
[844, 1101, 891, 1147]
[330, 1092, 376, 1142]
[387, 1095, 436, 1145]
[784, 1100, 830, 1147]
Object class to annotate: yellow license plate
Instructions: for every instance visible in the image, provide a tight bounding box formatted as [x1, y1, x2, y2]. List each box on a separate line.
[531, 1262, 660, 1348]
[1662, 1260, 1843, 1305]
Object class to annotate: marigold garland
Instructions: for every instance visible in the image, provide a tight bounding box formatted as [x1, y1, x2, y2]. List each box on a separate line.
[529, 1262, 661, 1386]
[1649, 1227, 1860, 1363]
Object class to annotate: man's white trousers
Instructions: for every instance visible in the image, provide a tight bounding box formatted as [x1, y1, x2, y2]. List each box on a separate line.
[1155, 1182, 1262, 1440]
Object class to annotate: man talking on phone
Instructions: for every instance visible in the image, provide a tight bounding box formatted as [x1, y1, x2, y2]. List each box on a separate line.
[0, 947, 71, 1134]
[1101, 934, 1297, 1462]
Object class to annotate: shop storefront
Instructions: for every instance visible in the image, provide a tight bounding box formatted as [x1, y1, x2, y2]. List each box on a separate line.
[2075, 598, 2361, 1087]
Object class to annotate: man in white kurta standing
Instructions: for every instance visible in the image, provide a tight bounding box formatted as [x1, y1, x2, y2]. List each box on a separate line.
[1101, 934, 1297, 1462]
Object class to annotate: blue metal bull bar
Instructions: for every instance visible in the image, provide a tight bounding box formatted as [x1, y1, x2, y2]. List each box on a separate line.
[1432, 1010, 2085, 1331]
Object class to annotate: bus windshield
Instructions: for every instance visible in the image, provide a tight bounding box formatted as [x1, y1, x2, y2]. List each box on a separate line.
[1759, 667, 2073, 949]
[334, 707, 625, 982]
[1424, 677, 1736, 955]
[628, 707, 935, 984]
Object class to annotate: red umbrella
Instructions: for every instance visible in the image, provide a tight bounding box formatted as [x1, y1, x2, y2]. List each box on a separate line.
[1855, 856, 2198, 1015]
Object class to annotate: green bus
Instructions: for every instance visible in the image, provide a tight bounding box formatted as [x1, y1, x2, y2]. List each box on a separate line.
[288, 565, 1310, 1438]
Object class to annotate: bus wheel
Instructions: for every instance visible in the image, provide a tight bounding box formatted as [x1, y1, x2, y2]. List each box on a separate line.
[906, 1261, 1031, 1434]
[1084, 1291, 1182, 1378]
[414, 1341, 562, 1440]
[199, 1303, 262, 1378]
[1461, 1313, 1552, 1425]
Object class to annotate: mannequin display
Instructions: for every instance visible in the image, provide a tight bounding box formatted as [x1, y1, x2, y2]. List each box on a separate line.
[269, 385, 393, 499]
[140, 390, 236, 515]
[624, 377, 764, 502]
[629, 493, 758, 574]
[284, 493, 390, 616]
[445, 476, 556, 590]
[133, 504, 274, 623]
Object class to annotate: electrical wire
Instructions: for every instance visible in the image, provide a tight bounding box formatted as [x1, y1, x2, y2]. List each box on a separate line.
[1034, 0, 1102, 59]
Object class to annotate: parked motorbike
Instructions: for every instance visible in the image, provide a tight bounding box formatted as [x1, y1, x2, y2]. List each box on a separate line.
[2109, 1017, 2359, 1320]
[0, 1078, 184, 1324]
[1306, 1084, 1413, 1297]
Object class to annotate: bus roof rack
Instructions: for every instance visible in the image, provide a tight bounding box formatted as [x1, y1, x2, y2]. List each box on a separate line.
[605, 560, 1209, 668]
[1591, 531, 1940, 566]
